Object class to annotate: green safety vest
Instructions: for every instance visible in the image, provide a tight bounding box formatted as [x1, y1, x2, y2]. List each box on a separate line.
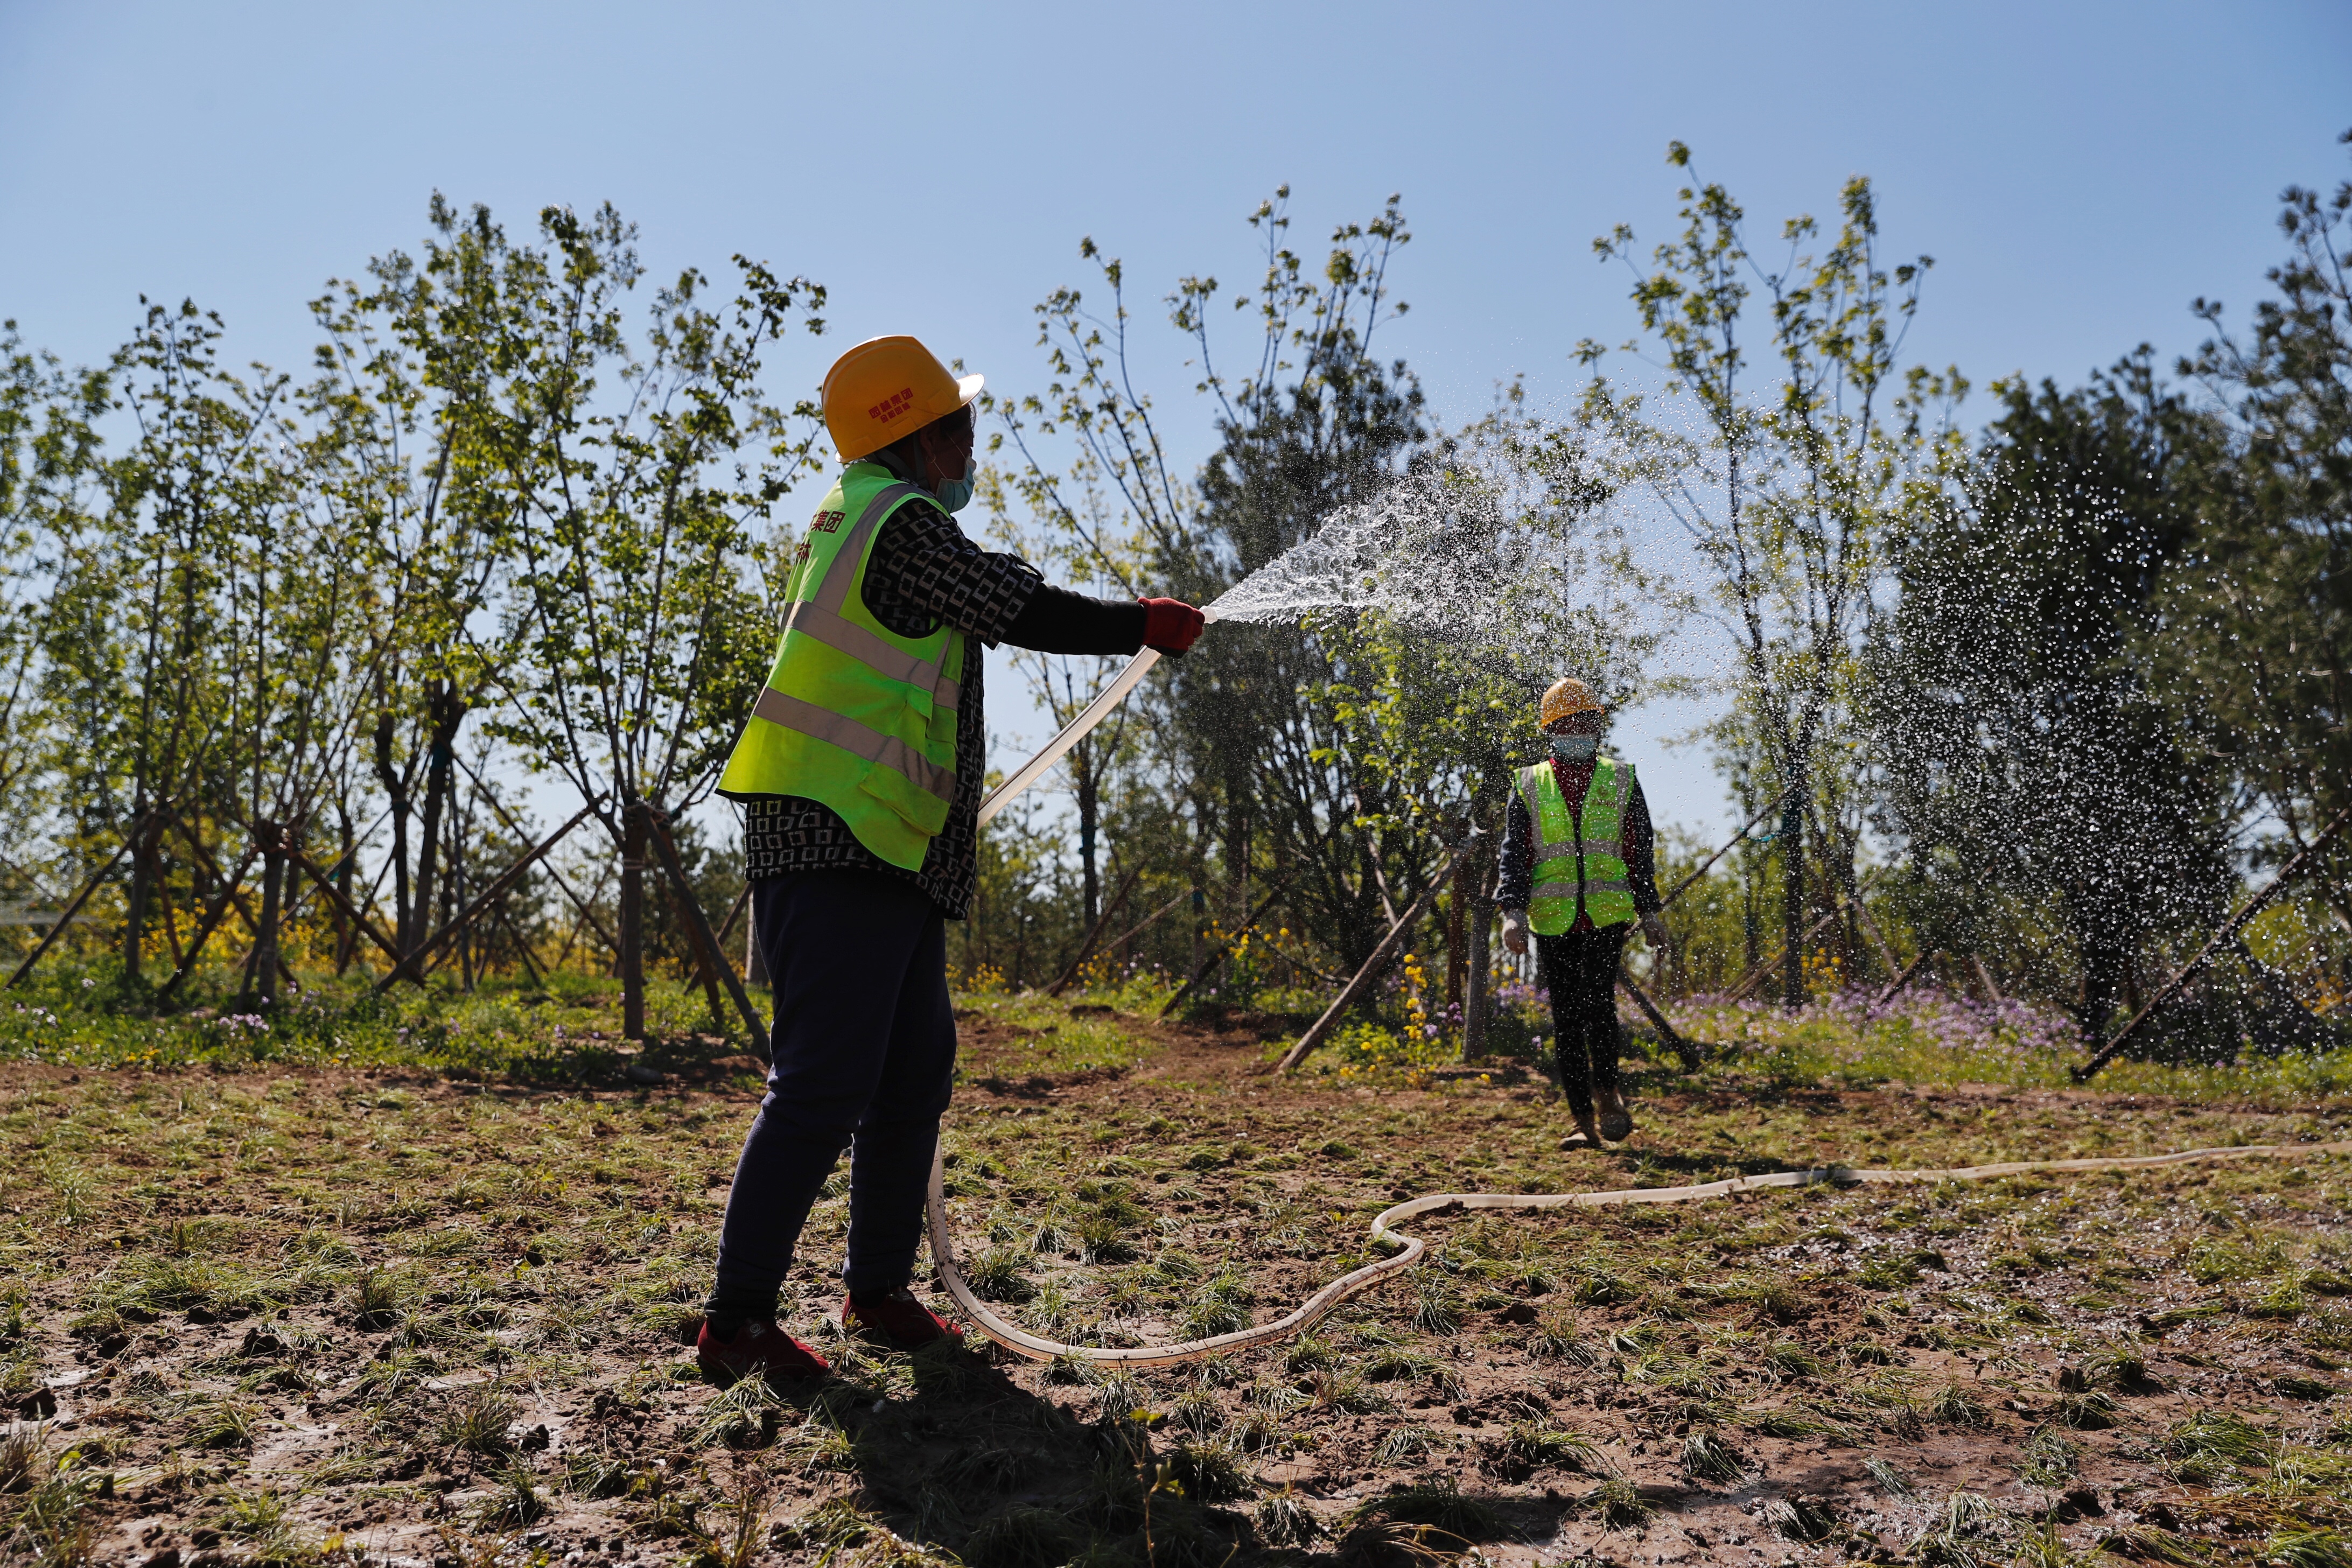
[717, 462, 964, 870]
[1519, 756, 1637, 935]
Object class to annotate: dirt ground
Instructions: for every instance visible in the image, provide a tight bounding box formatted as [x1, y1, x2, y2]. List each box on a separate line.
[5, 1001, 2351, 1567]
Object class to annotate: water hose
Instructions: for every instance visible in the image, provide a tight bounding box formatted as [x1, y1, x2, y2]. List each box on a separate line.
[926, 1138, 2352, 1368]
[977, 608, 1221, 828]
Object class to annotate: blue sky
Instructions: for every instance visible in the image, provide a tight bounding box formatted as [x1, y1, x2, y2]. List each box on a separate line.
[4, 0, 2347, 841]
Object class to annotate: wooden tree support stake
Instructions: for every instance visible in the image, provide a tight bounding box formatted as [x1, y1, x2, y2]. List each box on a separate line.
[289, 848, 406, 969]
[455, 752, 621, 955]
[1866, 948, 1938, 1017]
[1724, 906, 1843, 1004]
[1046, 863, 1145, 998]
[1160, 869, 1303, 1019]
[1277, 825, 1483, 1075]
[2074, 803, 2351, 1083]
[643, 807, 771, 1063]
[3, 813, 150, 990]
[1662, 787, 1791, 908]
[373, 801, 600, 995]
[716, 884, 752, 948]
[154, 842, 263, 1005]
[1616, 971, 1700, 1072]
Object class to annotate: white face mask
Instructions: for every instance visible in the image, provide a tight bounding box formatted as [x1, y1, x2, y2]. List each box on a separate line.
[1550, 734, 1599, 762]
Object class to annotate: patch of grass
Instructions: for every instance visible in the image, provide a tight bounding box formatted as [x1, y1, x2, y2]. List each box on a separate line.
[435, 1385, 518, 1456]
[1507, 1420, 1600, 1472]
[2056, 1389, 2122, 1430]
[1864, 1455, 1916, 1499]
[1764, 1494, 1837, 1544]
[1308, 1369, 1390, 1415]
[188, 1396, 263, 1450]
[1929, 1380, 1993, 1429]
[1362, 1348, 1436, 1383]
[1374, 1424, 1439, 1464]
[1366, 1478, 1501, 1539]
[2019, 1426, 2078, 1487]
[1408, 1273, 1460, 1336]
[2168, 1408, 2276, 1464]
[561, 1444, 639, 1499]
[941, 1445, 1038, 1493]
[1255, 1487, 1324, 1548]
[964, 1247, 1037, 1304]
[2265, 1529, 2352, 1568]
[961, 1503, 1078, 1568]
[1579, 1477, 1654, 1531]
[696, 1376, 786, 1448]
[1763, 1340, 1825, 1380]
[1571, 1267, 1639, 1307]
[1166, 1435, 1253, 1502]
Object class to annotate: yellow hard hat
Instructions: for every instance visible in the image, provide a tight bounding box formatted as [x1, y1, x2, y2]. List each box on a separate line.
[1539, 677, 1604, 727]
[821, 335, 985, 461]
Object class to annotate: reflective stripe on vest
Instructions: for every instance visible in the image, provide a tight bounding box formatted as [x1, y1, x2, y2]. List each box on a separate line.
[716, 465, 966, 871]
[1520, 757, 1637, 934]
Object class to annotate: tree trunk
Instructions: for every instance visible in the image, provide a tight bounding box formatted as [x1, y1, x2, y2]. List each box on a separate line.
[332, 807, 356, 976]
[1445, 853, 1468, 1013]
[1462, 823, 1498, 1061]
[248, 820, 289, 1011]
[746, 897, 768, 986]
[405, 685, 464, 981]
[1226, 752, 1251, 937]
[451, 806, 473, 992]
[1780, 781, 1806, 1010]
[122, 803, 158, 983]
[1076, 743, 1101, 934]
[620, 803, 647, 1039]
[374, 716, 415, 956]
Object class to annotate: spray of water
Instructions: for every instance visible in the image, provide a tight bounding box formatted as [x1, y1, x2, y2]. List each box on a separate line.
[983, 424, 1703, 825]
[1205, 429, 1700, 701]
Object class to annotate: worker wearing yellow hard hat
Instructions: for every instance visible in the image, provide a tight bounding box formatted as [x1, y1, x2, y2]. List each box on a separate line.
[700, 335, 1205, 1382]
[1494, 677, 1671, 1148]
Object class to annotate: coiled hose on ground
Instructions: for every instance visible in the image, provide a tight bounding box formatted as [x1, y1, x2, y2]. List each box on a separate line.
[924, 1139, 2352, 1369]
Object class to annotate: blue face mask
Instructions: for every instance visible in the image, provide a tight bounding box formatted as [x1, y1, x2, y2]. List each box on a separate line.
[933, 458, 976, 514]
[1550, 733, 1600, 763]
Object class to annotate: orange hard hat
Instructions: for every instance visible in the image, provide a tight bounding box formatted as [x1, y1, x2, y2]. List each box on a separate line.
[1539, 677, 1604, 726]
[821, 335, 985, 461]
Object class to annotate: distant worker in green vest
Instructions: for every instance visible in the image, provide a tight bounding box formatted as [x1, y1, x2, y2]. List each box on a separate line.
[697, 335, 1205, 1384]
[1494, 677, 1670, 1148]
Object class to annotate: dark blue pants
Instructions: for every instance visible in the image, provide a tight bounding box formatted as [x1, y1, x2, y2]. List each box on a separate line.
[705, 872, 957, 1322]
[1536, 925, 1627, 1122]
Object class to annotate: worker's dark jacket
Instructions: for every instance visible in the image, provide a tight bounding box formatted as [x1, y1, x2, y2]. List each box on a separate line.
[1493, 759, 1664, 920]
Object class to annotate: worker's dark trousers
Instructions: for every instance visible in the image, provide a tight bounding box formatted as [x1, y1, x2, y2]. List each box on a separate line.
[705, 872, 956, 1325]
[1535, 925, 1628, 1123]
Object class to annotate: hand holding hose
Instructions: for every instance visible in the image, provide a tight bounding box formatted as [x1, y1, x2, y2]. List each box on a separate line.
[1502, 908, 1529, 955]
[1138, 598, 1206, 656]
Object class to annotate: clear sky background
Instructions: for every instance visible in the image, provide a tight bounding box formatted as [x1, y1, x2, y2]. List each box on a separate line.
[3, 0, 2347, 846]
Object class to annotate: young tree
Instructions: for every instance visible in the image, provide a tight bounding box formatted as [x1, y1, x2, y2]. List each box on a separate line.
[1588, 144, 1963, 1006]
[1871, 362, 2234, 1039]
[305, 197, 526, 979]
[470, 202, 829, 1037]
[2174, 130, 2352, 891]
[981, 400, 1154, 938]
[0, 326, 108, 865]
[986, 193, 1436, 1002]
[41, 303, 251, 988]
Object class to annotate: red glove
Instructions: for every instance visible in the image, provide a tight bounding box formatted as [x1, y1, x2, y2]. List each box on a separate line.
[1138, 597, 1205, 656]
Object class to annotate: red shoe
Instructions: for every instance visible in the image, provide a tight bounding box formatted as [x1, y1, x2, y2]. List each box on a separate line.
[842, 1287, 963, 1349]
[696, 1318, 830, 1383]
